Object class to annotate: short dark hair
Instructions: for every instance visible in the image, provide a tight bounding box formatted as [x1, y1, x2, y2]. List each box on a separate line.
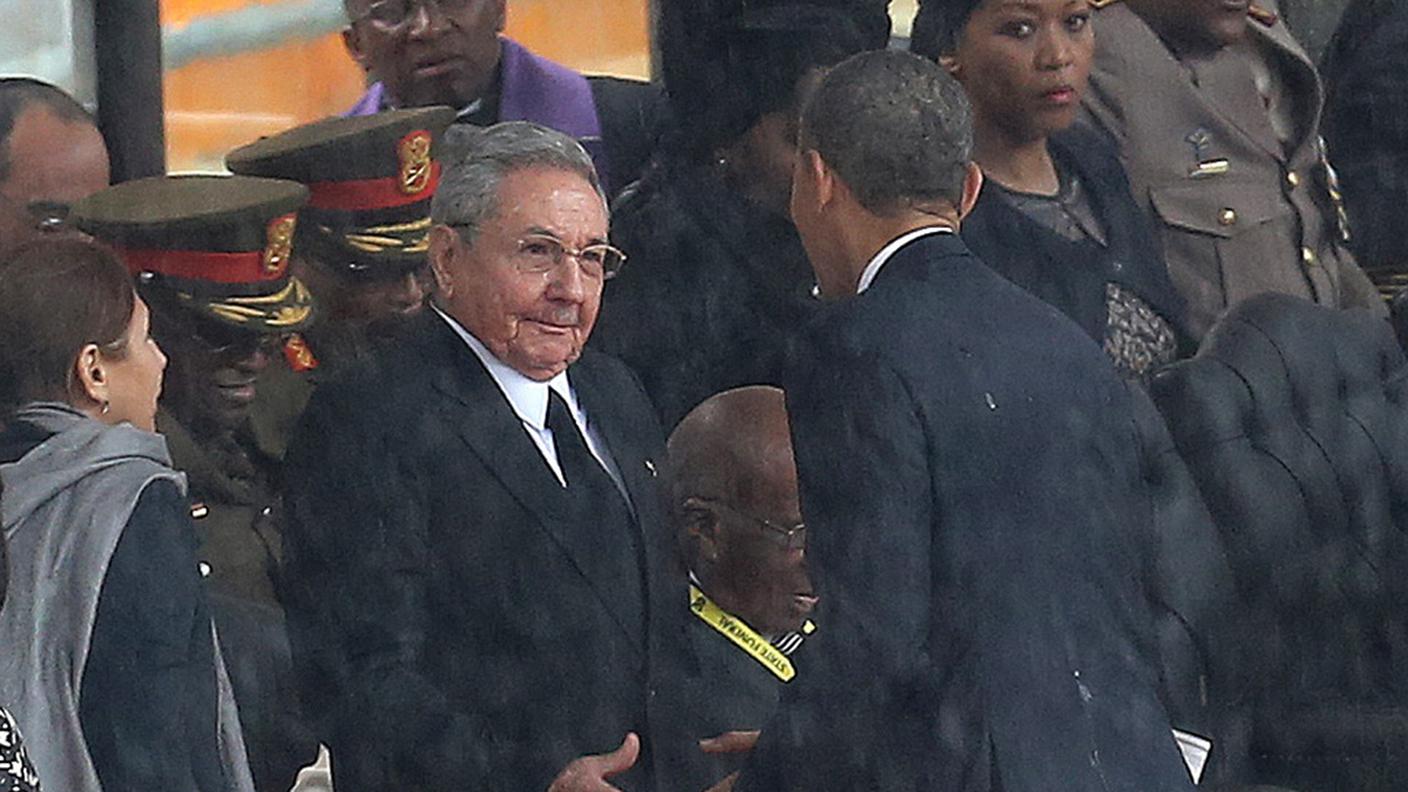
[799, 49, 973, 216]
[0, 78, 95, 183]
[0, 237, 134, 417]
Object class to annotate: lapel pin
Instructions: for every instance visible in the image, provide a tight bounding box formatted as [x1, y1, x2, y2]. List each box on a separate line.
[645, 459, 658, 477]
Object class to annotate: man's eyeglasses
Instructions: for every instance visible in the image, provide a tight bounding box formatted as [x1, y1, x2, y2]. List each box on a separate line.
[697, 498, 806, 551]
[192, 318, 289, 358]
[0, 193, 70, 233]
[449, 226, 627, 281]
[349, 0, 479, 31]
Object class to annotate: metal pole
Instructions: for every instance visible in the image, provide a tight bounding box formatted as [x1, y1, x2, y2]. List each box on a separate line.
[95, 0, 166, 181]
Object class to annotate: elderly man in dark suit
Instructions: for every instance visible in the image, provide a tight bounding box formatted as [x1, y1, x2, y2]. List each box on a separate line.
[281, 121, 692, 792]
[716, 50, 1196, 792]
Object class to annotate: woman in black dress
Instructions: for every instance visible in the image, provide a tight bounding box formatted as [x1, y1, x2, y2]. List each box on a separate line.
[912, 0, 1189, 379]
[592, 1, 890, 427]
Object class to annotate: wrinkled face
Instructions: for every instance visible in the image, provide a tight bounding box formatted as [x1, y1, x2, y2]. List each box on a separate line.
[154, 309, 281, 438]
[704, 464, 813, 636]
[100, 298, 168, 433]
[1129, 0, 1250, 53]
[431, 166, 608, 381]
[952, 0, 1094, 144]
[343, 0, 507, 109]
[0, 104, 109, 258]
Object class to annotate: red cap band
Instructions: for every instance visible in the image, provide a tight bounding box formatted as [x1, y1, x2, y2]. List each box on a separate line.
[305, 162, 442, 212]
[120, 248, 284, 284]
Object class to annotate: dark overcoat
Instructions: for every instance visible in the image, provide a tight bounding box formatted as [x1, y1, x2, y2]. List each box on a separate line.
[735, 233, 1196, 792]
[280, 311, 698, 792]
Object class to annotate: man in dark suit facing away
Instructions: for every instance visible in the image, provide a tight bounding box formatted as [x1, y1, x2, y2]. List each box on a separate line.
[719, 50, 1197, 792]
[280, 121, 693, 792]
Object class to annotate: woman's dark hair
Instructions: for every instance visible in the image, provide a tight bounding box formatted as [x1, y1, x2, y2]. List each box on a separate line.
[910, 0, 984, 60]
[661, 2, 885, 162]
[0, 237, 135, 417]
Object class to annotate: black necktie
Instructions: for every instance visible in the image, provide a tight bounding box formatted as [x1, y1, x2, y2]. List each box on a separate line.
[545, 389, 646, 639]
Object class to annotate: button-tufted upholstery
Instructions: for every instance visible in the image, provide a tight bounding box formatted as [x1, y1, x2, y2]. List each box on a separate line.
[1129, 382, 1256, 785]
[1149, 294, 1408, 791]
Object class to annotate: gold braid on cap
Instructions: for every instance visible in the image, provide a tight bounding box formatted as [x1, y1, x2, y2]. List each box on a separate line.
[204, 279, 315, 328]
[334, 216, 433, 256]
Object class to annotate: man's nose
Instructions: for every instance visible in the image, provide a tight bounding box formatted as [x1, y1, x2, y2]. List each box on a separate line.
[405, 0, 450, 38]
[546, 257, 590, 303]
[396, 269, 430, 307]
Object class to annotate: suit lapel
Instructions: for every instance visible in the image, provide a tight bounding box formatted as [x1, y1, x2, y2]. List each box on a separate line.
[1186, 43, 1285, 161]
[571, 354, 689, 664]
[423, 319, 645, 651]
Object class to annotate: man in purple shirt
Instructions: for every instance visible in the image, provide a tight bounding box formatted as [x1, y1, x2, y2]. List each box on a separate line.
[340, 0, 662, 197]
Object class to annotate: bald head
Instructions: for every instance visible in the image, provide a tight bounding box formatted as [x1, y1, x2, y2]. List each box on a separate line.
[668, 386, 796, 514]
[668, 386, 814, 635]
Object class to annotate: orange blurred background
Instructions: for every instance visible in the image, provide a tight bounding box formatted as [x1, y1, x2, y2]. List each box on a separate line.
[161, 0, 652, 171]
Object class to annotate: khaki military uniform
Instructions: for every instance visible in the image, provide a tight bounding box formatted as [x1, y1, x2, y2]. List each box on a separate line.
[158, 409, 283, 605]
[1084, 0, 1385, 341]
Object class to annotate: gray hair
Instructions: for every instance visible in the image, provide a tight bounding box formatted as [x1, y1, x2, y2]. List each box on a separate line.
[431, 122, 606, 244]
[799, 49, 973, 216]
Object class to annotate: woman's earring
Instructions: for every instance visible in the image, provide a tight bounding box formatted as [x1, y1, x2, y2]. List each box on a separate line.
[101, 400, 111, 415]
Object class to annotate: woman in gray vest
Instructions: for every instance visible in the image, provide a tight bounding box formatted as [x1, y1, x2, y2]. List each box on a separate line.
[0, 238, 252, 792]
[0, 485, 41, 792]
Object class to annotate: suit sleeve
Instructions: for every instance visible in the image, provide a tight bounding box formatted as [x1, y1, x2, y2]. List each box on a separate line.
[81, 479, 215, 792]
[736, 334, 960, 791]
[281, 386, 503, 791]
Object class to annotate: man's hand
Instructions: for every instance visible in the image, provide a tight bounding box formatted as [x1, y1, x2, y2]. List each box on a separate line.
[699, 730, 760, 755]
[698, 731, 761, 792]
[547, 732, 640, 792]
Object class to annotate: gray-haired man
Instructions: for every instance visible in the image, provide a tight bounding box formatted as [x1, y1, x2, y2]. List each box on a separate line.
[281, 121, 694, 792]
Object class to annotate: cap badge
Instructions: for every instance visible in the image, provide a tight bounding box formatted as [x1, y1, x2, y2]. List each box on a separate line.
[264, 214, 297, 275]
[398, 130, 434, 195]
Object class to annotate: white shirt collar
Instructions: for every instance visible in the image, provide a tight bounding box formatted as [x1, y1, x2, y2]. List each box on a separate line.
[433, 306, 574, 430]
[856, 226, 954, 294]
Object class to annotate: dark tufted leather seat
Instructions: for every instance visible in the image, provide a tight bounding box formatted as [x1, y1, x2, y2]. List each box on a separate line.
[1149, 294, 1408, 791]
[1129, 382, 1257, 785]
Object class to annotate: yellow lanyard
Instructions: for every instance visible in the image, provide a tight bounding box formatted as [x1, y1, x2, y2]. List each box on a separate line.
[689, 584, 798, 683]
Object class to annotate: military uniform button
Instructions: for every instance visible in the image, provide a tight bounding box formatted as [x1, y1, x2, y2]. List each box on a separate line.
[1286, 171, 1301, 189]
[1302, 247, 1317, 265]
[1219, 208, 1238, 226]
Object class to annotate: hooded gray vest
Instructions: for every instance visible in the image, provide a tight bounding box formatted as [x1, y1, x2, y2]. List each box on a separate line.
[0, 404, 254, 792]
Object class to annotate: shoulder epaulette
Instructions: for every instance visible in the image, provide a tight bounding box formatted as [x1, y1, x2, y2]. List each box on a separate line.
[283, 333, 319, 372]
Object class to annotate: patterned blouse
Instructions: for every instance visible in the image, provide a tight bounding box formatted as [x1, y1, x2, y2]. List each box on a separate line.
[994, 171, 1178, 379]
[0, 707, 40, 792]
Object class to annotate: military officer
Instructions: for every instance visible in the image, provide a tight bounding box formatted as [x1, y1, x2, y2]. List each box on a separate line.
[71, 175, 321, 792]
[665, 386, 817, 788]
[1083, 0, 1385, 342]
[225, 107, 456, 460]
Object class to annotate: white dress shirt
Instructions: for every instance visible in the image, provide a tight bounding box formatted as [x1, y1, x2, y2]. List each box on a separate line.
[434, 307, 628, 495]
[856, 226, 955, 294]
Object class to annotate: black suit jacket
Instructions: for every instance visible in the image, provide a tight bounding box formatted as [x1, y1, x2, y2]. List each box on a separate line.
[281, 312, 694, 792]
[736, 233, 1195, 792]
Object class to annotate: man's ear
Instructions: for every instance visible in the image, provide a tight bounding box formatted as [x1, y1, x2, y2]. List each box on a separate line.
[956, 161, 984, 223]
[342, 26, 371, 73]
[797, 148, 836, 211]
[427, 224, 460, 300]
[73, 343, 108, 408]
[682, 497, 723, 564]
